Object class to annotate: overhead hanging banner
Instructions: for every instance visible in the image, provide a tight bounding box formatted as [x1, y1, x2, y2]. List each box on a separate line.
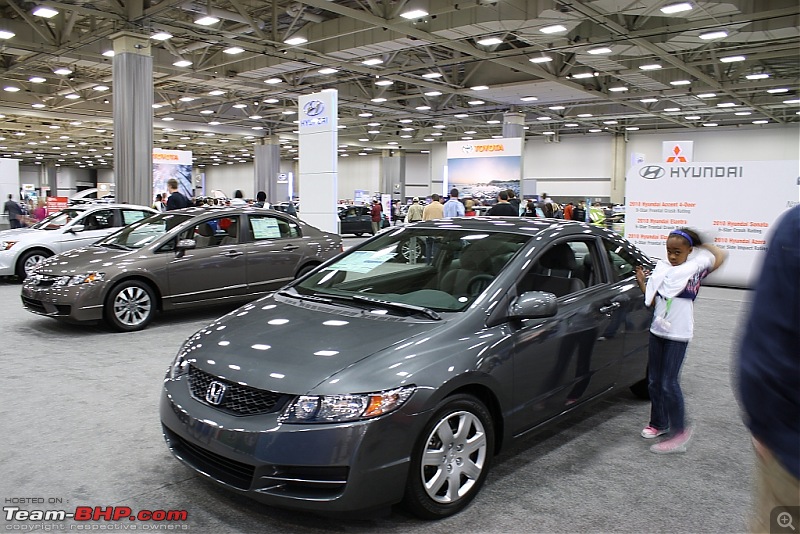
[446, 138, 523, 202]
[153, 149, 193, 200]
[625, 160, 799, 288]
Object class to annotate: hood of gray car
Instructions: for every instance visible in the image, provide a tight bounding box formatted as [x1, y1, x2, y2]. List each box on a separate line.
[184, 293, 442, 394]
[35, 245, 144, 275]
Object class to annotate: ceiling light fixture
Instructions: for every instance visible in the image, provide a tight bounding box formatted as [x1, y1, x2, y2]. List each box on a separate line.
[471, 85, 489, 90]
[571, 72, 595, 79]
[720, 55, 745, 63]
[608, 86, 628, 92]
[454, 114, 468, 118]
[319, 68, 338, 74]
[660, 2, 693, 14]
[400, 9, 429, 19]
[625, 126, 640, 131]
[540, 24, 567, 34]
[151, 31, 172, 41]
[424, 91, 442, 96]
[3, 86, 20, 92]
[422, 72, 442, 78]
[549, 106, 565, 110]
[194, 15, 220, 26]
[283, 35, 308, 46]
[745, 73, 770, 80]
[375, 80, 393, 86]
[639, 64, 662, 70]
[179, 96, 195, 102]
[468, 100, 485, 105]
[102, 50, 115, 57]
[734, 111, 752, 116]
[587, 47, 612, 55]
[208, 90, 225, 96]
[767, 88, 789, 94]
[173, 59, 192, 67]
[529, 56, 553, 64]
[362, 58, 383, 66]
[264, 78, 282, 84]
[640, 98, 658, 103]
[664, 107, 681, 112]
[416, 105, 431, 110]
[53, 67, 72, 75]
[670, 80, 691, 85]
[93, 85, 109, 91]
[699, 30, 728, 40]
[33, 6, 59, 18]
[752, 120, 769, 124]
[0, 30, 15, 39]
[477, 37, 503, 46]
[224, 47, 244, 55]
[371, 97, 387, 103]
[577, 113, 593, 118]
[520, 96, 538, 102]
[697, 93, 716, 98]
[29, 77, 46, 83]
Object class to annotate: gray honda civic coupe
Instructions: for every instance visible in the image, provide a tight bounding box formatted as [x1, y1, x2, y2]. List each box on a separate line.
[160, 217, 654, 518]
[21, 207, 342, 331]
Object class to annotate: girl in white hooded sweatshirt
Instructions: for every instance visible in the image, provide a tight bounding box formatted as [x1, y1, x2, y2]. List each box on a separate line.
[635, 228, 727, 454]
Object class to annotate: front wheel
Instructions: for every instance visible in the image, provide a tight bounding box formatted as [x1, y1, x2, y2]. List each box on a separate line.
[403, 394, 494, 519]
[105, 280, 156, 332]
[16, 249, 52, 280]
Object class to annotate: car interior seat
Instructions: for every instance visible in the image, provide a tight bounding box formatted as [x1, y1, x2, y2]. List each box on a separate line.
[524, 243, 586, 297]
[193, 222, 215, 248]
[220, 221, 237, 245]
[440, 239, 514, 297]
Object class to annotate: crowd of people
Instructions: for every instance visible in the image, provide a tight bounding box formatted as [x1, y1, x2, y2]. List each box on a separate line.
[152, 180, 297, 216]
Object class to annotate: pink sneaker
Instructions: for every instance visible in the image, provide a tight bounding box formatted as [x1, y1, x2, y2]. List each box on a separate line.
[641, 425, 668, 439]
[650, 428, 693, 454]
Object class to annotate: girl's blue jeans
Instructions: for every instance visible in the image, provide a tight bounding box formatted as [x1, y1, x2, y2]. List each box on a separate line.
[647, 333, 689, 435]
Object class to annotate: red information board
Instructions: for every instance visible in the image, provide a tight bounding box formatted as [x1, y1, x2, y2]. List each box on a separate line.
[46, 197, 69, 215]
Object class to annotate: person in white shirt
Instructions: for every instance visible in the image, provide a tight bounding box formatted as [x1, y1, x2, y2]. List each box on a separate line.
[635, 228, 726, 454]
[230, 190, 248, 206]
[442, 188, 465, 218]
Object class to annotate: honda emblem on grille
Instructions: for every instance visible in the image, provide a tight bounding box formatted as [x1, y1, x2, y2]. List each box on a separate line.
[205, 381, 227, 405]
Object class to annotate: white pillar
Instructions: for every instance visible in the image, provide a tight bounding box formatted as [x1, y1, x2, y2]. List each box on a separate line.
[299, 90, 338, 233]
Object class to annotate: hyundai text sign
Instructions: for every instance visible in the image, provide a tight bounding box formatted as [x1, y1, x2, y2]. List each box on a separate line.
[299, 91, 337, 132]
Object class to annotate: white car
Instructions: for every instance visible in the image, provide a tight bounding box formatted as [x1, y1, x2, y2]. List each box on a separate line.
[0, 203, 156, 279]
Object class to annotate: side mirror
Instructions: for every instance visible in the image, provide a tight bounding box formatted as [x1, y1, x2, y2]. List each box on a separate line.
[508, 291, 558, 320]
[176, 239, 196, 250]
[69, 224, 86, 233]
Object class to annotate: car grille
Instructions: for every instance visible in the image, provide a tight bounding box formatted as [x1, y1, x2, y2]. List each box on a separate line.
[188, 365, 290, 416]
[163, 426, 255, 490]
[21, 296, 70, 316]
[27, 274, 59, 287]
[256, 465, 349, 499]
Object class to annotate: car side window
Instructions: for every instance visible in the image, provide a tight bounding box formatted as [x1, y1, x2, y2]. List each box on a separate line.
[248, 214, 300, 240]
[83, 209, 114, 230]
[180, 218, 237, 248]
[603, 239, 637, 282]
[121, 209, 152, 226]
[516, 239, 600, 298]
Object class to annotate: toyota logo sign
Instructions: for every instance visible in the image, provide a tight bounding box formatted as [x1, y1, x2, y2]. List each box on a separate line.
[639, 165, 666, 179]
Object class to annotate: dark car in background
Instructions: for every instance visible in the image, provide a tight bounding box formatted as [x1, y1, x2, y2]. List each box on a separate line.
[338, 205, 390, 236]
[21, 207, 341, 331]
[160, 218, 654, 518]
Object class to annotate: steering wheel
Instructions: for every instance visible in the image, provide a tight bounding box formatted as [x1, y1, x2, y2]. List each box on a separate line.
[467, 274, 494, 296]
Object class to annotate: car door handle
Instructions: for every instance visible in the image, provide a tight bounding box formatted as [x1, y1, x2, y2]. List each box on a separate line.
[219, 250, 243, 258]
[282, 245, 299, 251]
[599, 302, 621, 314]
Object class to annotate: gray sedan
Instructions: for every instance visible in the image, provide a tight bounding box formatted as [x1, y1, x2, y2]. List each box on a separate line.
[21, 207, 342, 331]
[160, 217, 655, 518]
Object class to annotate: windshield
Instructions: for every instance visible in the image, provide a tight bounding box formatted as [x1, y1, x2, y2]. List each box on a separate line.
[96, 212, 192, 249]
[294, 228, 530, 313]
[32, 208, 85, 230]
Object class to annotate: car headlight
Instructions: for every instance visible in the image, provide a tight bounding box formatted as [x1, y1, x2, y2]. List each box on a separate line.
[0, 241, 17, 251]
[281, 386, 415, 423]
[52, 272, 105, 286]
[167, 331, 206, 379]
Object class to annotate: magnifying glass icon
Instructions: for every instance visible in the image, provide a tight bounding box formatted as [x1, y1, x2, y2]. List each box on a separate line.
[778, 512, 796, 531]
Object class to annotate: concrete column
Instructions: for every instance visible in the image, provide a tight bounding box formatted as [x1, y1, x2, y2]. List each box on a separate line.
[110, 32, 153, 207]
[611, 133, 627, 204]
[254, 135, 281, 203]
[380, 149, 405, 202]
[503, 111, 527, 198]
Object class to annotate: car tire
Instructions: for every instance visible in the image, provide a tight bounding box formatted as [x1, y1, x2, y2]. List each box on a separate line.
[295, 263, 318, 279]
[630, 367, 650, 399]
[16, 249, 52, 280]
[403, 394, 494, 519]
[399, 239, 424, 261]
[105, 280, 156, 332]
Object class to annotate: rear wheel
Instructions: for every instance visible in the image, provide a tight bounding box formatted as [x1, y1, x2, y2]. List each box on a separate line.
[105, 280, 156, 332]
[16, 249, 52, 280]
[403, 394, 494, 519]
[295, 263, 319, 279]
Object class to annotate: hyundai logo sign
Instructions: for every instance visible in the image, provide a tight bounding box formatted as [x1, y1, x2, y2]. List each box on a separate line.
[639, 165, 666, 179]
[303, 100, 325, 117]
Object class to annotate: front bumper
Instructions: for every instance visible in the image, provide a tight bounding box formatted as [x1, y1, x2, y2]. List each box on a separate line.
[20, 277, 106, 322]
[160, 375, 423, 513]
[0, 250, 18, 276]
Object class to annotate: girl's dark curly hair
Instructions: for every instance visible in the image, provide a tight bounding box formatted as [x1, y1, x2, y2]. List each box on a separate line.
[669, 227, 703, 247]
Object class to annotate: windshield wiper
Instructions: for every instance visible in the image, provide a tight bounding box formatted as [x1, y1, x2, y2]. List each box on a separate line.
[351, 295, 442, 321]
[99, 243, 132, 251]
[277, 289, 334, 304]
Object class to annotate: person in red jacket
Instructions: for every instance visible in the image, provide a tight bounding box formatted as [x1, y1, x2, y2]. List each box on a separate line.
[370, 199, 382, 235]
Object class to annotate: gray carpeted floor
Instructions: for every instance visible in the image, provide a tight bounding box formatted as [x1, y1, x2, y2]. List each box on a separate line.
[0, 281, 755, 533]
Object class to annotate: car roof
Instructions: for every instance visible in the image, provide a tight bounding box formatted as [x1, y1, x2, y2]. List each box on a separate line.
[63, 203, 155, 211]
[408, 216, 606, 237]
[167, 205, 295, 217]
